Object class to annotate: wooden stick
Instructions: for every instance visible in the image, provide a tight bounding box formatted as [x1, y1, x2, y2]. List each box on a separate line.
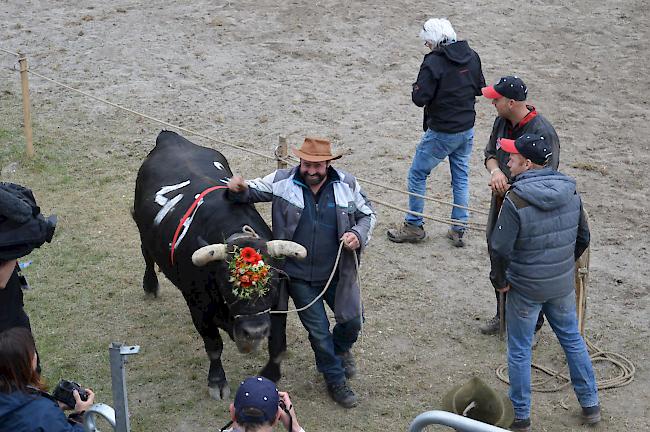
[18, 54, 34, 157]
[498, 291, 505, 341]
[277, 135, 288, 170]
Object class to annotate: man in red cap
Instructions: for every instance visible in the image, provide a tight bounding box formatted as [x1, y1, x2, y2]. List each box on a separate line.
[479, 76, 560, 336]
[489, 134, 599, 431]
[227, 138, 376, 408]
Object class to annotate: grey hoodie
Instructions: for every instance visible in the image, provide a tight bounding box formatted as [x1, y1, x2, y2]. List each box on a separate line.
[490, 168, 590, 301]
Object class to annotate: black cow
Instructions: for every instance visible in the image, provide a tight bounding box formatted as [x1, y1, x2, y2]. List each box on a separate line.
[132, 130, 305, 399]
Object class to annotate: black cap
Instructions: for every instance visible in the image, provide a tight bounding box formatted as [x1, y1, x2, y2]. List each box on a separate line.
[497, 134, 553, 166]
[482, 76, 527, 101]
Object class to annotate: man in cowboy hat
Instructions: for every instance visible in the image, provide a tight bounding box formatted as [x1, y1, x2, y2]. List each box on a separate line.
[227, 137, 376, 408]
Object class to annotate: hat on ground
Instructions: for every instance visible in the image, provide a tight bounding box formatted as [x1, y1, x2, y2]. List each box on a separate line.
[441, 376, 514, 428]
[292, 137, 342, 162]
[498, 133, 553, 166]
[482, 76, 527, 101]
[234, 376, 279, 424]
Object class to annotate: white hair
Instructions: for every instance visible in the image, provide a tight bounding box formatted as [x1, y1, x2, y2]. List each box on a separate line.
[419, 18, 457, 47]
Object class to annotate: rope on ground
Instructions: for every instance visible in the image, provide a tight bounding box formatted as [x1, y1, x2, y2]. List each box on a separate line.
[24, 65, 486, 230]
[495, 336, 635, 392]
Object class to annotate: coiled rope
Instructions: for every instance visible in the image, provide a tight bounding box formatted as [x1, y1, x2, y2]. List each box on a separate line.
[495, 337, 635, 392]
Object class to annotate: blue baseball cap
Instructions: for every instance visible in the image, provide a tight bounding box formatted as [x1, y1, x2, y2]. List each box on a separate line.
[234, 376, 279, 424]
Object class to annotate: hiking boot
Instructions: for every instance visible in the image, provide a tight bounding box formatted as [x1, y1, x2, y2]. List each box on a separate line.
[510, 418, 531, 432]
[387, 222, 425, 243]
[581, 404, 601, 425]
[446, 229, 466, 247]
[338, 351, 357, 379]
[480, 315, 500, 335]
[327, 381, 359, 408]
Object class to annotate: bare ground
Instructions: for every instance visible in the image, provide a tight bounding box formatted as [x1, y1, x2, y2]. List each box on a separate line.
[1, 1, 649, 431]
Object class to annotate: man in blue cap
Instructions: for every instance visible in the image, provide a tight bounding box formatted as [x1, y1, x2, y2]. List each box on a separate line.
[220, 376, 304, 432]
[490, 134, 600, 431]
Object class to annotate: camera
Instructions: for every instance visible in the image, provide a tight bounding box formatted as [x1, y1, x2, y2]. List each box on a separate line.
[52, 380, 89, 409]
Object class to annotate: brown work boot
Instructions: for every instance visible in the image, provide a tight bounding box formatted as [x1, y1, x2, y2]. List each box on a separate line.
[446, 229, 466, 247]
[387, 222, 426, 243]
[480, 315, 500, 335]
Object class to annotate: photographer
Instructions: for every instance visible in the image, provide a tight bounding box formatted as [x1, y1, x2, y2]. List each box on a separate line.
[0, 327, 95, 431]
[221, 376, 304, 432]
[0, 182, 57, 370]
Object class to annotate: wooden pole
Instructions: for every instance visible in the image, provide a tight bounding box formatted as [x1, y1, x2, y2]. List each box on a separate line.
[18, 54, 34, 157]
[277, 135, 288, 170]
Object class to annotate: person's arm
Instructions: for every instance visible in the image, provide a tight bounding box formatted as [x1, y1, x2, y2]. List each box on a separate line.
[226, 172, 276, 203]
[489, 198, 520, 290]
[0, 260, 17, 289]
[575, 201, 590, 260]
[346, 180, 376, 251]
[278, 392, 303, 432]
[484, 121, 509, 194]
[411, 60, 438, 107]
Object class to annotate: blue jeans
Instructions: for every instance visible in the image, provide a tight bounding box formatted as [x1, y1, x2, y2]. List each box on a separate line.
[506, 289, 599, 419]
[289, 279, 361, 385]
[405, 128, 474, 230]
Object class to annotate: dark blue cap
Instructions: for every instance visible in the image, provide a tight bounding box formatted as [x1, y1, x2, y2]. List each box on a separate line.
[234, 376, 279, 424]
[482, 76, 528, 101]
[498, 134, 553, 166]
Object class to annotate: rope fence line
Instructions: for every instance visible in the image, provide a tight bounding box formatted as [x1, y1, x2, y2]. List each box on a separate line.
[3, 49, 487, 230]
[283, 153, 490, 216]
[0, 47, 20, 57]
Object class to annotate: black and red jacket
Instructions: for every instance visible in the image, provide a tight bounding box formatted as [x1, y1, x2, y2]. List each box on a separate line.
[412, 40, 485, 133]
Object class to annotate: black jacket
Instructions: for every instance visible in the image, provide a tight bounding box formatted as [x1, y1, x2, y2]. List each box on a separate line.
[412, 41, 485, 133]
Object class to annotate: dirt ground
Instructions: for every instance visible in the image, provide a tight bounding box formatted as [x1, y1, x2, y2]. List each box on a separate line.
[1, 1, 649, 431]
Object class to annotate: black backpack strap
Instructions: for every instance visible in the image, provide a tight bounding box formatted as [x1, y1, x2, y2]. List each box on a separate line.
[505, 190, 530, 210]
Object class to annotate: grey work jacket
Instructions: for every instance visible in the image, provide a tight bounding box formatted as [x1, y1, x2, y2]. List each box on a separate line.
[229, 166, 376, 322]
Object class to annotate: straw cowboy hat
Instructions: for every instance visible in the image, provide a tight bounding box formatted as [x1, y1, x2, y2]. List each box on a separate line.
[292, 137, 342, 162]
[441, 376, 514, 428]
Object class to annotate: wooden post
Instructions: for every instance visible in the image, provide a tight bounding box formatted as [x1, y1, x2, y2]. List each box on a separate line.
[277, 135, 288, 169]
[18, 54, 34, 157]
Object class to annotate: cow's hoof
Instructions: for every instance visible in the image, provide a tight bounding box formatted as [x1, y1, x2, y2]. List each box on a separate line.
[259, 363, 281, 383]
[208, 383, 230, 400]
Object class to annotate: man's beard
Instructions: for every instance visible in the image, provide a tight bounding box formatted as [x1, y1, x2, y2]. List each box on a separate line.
[304, 172, 325, 186]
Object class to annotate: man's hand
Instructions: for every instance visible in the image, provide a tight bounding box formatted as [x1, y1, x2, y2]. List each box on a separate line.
[278, 391, 302, 432]
[496, 284, 510, 294]
[341, 232, 360, 251]
[489, 169, 510, 194]
[227, 175, 248, 193]
[72, 388, 95, 413]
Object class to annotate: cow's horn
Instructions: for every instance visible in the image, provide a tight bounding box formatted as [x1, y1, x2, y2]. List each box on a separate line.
[192, 244, 228, 266]
[266, 240, 307, 259]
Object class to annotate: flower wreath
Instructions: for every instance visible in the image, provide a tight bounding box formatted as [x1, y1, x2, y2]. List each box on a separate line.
[228, 246, 272, 300]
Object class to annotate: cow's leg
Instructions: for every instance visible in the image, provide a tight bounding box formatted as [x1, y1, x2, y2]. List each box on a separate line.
[183, 294, 230, 400]
[140, 244, 159, 297]
[206, 335, 230, 400]
[260, 313, 286, 383]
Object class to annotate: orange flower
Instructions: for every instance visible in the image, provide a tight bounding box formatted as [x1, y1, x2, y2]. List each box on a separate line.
[240, 275, 250, 284]
[241, 247, 260, 264]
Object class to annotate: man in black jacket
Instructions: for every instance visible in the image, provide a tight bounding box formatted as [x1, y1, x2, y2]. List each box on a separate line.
[387, 18, 485, 247]
[490, 134, 599, 431]
[480, 76, 560, 335]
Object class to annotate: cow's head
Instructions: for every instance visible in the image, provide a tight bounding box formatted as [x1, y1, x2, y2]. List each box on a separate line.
[192, 236, 306, 353]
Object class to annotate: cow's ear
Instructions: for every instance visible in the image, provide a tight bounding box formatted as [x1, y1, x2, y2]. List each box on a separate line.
[196, 235, 209, 248]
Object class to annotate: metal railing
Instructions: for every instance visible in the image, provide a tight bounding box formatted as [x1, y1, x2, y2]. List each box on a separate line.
[408, 411, 510, 432]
